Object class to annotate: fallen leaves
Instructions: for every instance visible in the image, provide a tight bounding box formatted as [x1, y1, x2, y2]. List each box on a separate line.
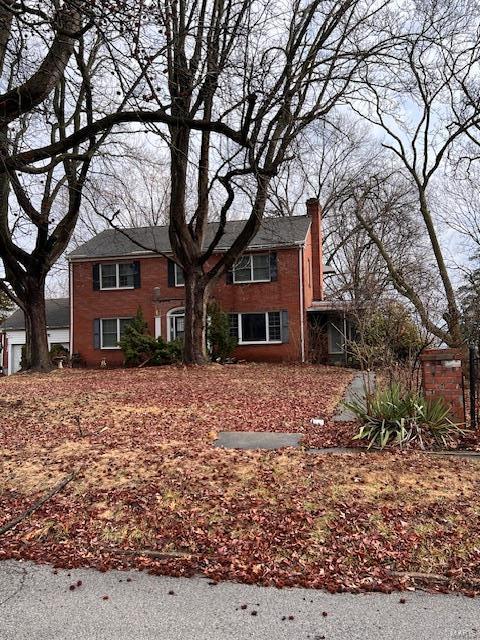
[0, 364, 479, 595]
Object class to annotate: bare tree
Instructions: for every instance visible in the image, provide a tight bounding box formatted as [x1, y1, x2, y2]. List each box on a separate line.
[107, 0, 395, 363]
[0, 1, 243, 371]
[441, 164, 480, 253]
[350, 0, 480, 346]
[0, 1, 96, 369]
[268, 117, 432, 310]
[0, 0, 397, 369]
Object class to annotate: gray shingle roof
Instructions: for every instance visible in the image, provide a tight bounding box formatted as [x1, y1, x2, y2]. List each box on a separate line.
[1, 298, 70, 331]
[69, 216, 311, 259]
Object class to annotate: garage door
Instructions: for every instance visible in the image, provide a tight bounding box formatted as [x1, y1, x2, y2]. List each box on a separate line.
[11, 344, 23, 374]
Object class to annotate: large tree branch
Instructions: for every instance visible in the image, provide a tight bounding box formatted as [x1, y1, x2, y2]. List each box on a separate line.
[0, 3, 81, 124]
[6, 111, 248, 170]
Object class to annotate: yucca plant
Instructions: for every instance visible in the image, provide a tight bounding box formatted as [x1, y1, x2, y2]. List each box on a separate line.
[346, 383, 464, 450]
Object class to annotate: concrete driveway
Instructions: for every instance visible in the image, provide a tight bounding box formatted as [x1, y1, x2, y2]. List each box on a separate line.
[0, 560, 478, 640]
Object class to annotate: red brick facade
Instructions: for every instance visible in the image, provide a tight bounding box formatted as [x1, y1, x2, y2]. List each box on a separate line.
[420, 348, 466, 423]
[70, 202, 324, 367]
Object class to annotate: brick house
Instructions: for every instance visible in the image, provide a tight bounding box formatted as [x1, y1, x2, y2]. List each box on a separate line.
[68, 199, 346, 366]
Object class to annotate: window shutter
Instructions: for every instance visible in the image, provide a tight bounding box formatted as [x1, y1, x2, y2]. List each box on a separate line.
[133, 261, 141, 288]
[281, 310, 289, 343]
[93, 264, 100, 290]
[269, 252, 278, 281]
[228, 313, 239, 340]
[93, 319, 101, 349]
[226, 267, 234, 284]
[167, 259, 175, 287]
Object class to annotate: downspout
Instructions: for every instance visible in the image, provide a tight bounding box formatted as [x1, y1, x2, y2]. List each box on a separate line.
[298, 246, 305, 363]
[69, 260, 74, 356]
[0, 331, 5, 374]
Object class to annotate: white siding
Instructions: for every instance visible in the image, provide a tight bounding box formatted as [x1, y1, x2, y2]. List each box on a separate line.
[5, 328, 70, 375]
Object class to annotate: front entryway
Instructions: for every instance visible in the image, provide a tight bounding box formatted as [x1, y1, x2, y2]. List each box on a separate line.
[307, 305, 355, 365]
[168, 307, 185, 341]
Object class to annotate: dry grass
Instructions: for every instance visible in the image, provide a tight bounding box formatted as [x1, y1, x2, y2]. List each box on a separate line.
[1, 365, 479, 593]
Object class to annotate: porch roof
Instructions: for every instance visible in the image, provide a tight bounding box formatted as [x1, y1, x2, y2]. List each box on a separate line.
[307, 300, 354, 313]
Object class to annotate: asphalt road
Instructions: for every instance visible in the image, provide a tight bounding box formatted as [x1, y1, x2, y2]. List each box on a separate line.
[0, 560, 478, 640]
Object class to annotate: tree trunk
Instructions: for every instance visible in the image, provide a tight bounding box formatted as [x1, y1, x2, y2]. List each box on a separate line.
[23, 278, 52, 372]
[183, 270, 210, 365]
[418, 189, 463, 347]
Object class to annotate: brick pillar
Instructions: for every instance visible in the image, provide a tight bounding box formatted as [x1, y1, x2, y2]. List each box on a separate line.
[420, 348, 466, 423]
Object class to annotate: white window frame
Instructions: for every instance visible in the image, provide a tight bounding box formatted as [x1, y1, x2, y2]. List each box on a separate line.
[233, 253, 271, 284]
[174, 263, 185, 287]
[234, 311, 282, 345]
[100, 263, 135, 290]
[100, 317, 133, 349]
[327, 321, 344, 354]
[167, 307, 185, 341]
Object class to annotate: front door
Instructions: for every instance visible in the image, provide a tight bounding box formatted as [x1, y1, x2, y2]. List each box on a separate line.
[168, 308, 185, 341]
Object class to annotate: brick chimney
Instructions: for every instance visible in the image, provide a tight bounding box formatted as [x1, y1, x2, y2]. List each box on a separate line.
[306, 198, 324, 301]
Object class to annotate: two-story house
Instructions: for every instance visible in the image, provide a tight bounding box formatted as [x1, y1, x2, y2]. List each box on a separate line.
[67, 198, 347, 366]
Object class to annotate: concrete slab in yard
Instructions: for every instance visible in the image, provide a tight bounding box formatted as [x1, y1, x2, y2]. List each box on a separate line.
[215, 431, 303, 450]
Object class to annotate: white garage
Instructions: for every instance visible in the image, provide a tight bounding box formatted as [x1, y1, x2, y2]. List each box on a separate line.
[1, 298, 70, 375]
[10, 343, 23, 375]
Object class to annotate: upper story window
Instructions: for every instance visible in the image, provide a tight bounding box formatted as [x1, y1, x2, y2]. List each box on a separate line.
[233, 253, 271, 283]
[167, 259, 185, 287]
[93, 261, 140, 291]
[100, 263, 134, 289]
[174, 263, 185, 286]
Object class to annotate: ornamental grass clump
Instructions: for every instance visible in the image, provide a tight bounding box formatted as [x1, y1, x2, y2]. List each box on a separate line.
[346, 383, 464, 450]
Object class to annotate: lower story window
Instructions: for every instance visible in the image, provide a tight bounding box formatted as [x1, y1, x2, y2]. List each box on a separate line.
[101, 317, 132, 348]
[327, 321, 344, 354]
[229, 311, 283, 344]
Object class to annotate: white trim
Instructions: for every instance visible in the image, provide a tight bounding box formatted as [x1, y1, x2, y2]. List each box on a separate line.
[4, 328, 69, 375]
[167, 307, 185, 342]
[69, 260, 74, 355]
[67, 242, 306, 263]
[174, 263, 185, 287]
[100, 317, 133, 349]
[327, 321, 344, 354]
[154, 316, 161, 338]
[233, 253, 271, 284]
[99, 263, 135, 290]
[299, 247, 305, 363]
[235, 311, 282, 345]
[9, 341, 21, 376]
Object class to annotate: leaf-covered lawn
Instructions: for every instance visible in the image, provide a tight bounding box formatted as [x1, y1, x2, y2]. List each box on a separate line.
[0, 364, 351, 449]
[1, 364, 480, 594]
